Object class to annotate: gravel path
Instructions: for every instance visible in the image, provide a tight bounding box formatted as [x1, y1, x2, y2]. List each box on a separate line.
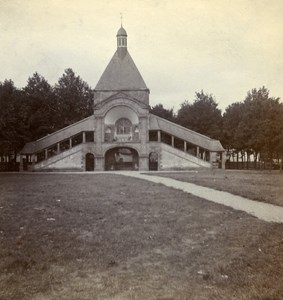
[120, 172, 283, 224]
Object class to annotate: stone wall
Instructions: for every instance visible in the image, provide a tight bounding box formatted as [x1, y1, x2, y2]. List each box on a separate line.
[160, 143, 211, 170]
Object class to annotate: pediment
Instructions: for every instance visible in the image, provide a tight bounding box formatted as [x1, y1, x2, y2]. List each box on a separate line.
[94, 91, 149, 110]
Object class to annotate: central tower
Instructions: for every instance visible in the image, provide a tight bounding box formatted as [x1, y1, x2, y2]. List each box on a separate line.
[94, 26, 150, 106]
[92, 26, 151, 171]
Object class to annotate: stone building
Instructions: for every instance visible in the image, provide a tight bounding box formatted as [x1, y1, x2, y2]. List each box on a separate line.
[20, 26, 225, 171]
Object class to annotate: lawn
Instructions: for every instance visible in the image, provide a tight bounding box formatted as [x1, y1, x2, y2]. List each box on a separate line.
[148, 169, 283, 207]
[1, 173, 283, 300]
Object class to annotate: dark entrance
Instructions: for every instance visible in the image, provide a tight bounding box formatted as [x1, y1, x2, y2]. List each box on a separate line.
[149, 152, 158, 170]
[105, 147, 139, 171]
[85, 153, 95, 171]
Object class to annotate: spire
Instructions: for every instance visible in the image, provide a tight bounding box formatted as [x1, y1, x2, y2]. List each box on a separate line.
[117, 21, 127, 58]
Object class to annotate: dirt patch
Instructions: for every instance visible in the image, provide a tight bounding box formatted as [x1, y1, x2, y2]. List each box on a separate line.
[1, 173, 283, 299]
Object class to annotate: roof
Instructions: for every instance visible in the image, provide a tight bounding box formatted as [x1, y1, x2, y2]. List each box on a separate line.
[95, 50, 148, 91]
[117, 26, 127, 36]
[149, 114, 225, 152]
[20, 115, 95, 154]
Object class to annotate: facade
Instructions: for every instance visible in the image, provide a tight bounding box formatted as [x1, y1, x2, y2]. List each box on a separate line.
[20, 26, 225, 171]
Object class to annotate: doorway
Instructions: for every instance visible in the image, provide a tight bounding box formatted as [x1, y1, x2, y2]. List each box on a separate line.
[105, 147, 139, 171]
[149, 152, 158, 171]
[85, 153, 95, 171]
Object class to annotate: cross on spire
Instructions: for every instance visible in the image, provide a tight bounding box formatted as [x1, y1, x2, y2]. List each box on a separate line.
[120, 12, 123, 27]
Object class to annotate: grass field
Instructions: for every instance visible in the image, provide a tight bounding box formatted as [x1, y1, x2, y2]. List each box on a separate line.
[150, 169, 283, 207]
[1, 172, 283, 300]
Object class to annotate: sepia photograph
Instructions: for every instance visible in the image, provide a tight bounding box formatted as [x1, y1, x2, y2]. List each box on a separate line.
[1, 0, 283, 299]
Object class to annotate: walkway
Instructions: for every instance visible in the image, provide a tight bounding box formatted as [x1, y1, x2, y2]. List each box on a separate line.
[11, 171, 283, 223]
[119, 172, 283, 224]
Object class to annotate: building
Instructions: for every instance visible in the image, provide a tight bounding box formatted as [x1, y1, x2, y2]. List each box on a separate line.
[20, 26, 225, 171]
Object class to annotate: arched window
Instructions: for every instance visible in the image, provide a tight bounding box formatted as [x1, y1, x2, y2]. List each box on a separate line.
[116, 118, 132, 135]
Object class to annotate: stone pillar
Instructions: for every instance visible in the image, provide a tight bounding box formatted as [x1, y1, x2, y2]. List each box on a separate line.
[45, 149, 48, 160]
[139, 155, 149, 171]
[82, 132, 86, 143]
[57, 143, 60, 154]
[196, 146, 199, 158]
[221, 152, 226, 169]
[209, 151, 214, 163]
[19, 155, 24, 172]
[184, 141, 187, 152]
[157, 130, 161, 142]
[95, 156, 104, 171]
[31, 154, 36, 168]
[95, 117, 103, 155]
[139, 116, 149, 170]
[171, 136, 174, 147]
[69, 138, 72, 149]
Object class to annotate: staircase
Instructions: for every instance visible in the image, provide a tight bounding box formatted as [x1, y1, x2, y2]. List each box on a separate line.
[159, 143, 212, 170]
[33, 144, 85, 171]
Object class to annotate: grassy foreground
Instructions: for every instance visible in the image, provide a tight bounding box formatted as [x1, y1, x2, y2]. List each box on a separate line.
[150, 169, 283, 207]
[0, 173, 283, 300]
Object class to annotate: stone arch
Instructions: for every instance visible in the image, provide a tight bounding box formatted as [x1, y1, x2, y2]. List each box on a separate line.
[104, 105, 139, 124]
[99, 95, 148, 115]
[105, 147, 139, 171]
[85, 153, 95, 171]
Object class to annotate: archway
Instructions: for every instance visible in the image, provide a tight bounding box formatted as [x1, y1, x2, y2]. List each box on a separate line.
[85, 153, 95, 171]
[149, 152, 158, 171]
[105, 147, 139, 171]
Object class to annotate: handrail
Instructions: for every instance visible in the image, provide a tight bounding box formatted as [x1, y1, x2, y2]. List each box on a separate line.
[22, 116, 95, 154]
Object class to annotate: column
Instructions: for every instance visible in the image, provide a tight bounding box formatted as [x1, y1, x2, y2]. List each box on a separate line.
[196, 146, 199, 158]
[31, 154, 36, 169]
[157, 130, 161, 142]
[69, 138, 72, 149]
[57, 143, 60, 154]
[184, 141, 187, 153]
[171, 136, 174, 147]
[221, 152, 226, 169]
[19, 155, 24, 172]
[45, 149, 48, 160]
[82, 132, 86, 143]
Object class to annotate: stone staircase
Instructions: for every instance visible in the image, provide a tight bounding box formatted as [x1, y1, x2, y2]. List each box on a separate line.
[160, 143, 212, 170]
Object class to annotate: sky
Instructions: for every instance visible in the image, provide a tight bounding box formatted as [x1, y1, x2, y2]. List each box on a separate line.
[1, 0, 283, 112]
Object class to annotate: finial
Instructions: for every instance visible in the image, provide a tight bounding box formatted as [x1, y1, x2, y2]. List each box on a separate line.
[120, 12, 123, 27]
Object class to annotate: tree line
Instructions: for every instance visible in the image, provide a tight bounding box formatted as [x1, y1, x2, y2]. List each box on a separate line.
[1, 69, 283, 168]
[150, 88, 283, 169]
[0, 69, 93, 159]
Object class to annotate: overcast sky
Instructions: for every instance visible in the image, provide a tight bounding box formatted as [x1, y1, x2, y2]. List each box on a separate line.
[1, 0, 283, 112]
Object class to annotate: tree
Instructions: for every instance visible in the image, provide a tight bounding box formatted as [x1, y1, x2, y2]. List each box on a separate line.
[54, 68, 94, 128]
[0, 80, 26, 158]
[223, 87, 283, 168]
[222, 102, 244, 150]
[22, 73, 57, 140]
[177, 91, 222, 139]
[150, 104, 176, 122]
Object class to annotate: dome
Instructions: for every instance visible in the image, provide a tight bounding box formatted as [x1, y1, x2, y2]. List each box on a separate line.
[117, 26, 127, 36]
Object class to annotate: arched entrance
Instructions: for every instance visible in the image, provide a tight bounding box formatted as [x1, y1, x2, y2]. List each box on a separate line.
[85, 153, 95, 171]
[149, 152, 158, 171]
[105, 147, 139, 171]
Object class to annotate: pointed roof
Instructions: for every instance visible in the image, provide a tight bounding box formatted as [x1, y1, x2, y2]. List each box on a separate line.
[95, 50, 148, 91]
[95, 26, 148, 91]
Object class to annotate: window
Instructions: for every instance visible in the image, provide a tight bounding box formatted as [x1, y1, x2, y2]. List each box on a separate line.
[116, 118, 132, 135]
